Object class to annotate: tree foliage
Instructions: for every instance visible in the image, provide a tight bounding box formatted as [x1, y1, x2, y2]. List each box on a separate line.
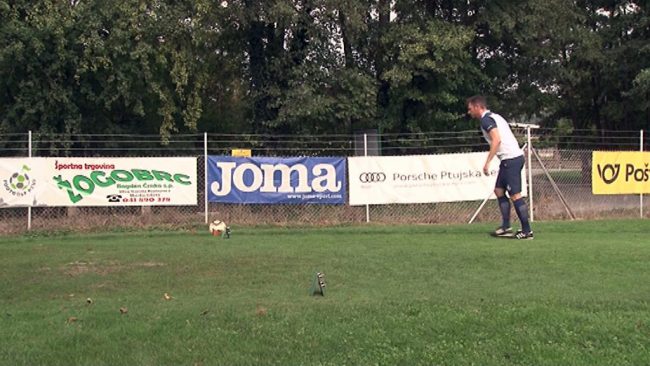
[0, 0, 648, 142]
[0, 0, 207, 143]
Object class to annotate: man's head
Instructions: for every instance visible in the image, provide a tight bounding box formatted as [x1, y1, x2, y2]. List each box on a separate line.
[466, 95, 488, 119]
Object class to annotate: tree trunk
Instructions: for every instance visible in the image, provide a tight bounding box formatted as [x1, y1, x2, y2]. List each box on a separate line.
[376, 0, 390, 124]
[339, 9, 354, 69]
[244, 0, 266, 133]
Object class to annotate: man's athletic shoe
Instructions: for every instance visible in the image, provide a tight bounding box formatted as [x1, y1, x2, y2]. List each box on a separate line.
[493, 227, 513, 237]
[515, 230, 534, 240]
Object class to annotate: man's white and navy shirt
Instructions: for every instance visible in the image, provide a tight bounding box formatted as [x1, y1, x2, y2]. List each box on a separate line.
[480, 110, 524, 161]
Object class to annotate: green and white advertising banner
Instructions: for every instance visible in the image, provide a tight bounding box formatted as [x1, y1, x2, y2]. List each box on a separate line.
[0, 158, 197, 207]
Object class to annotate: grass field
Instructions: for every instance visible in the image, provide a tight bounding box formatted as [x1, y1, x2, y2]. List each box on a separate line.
[1, 220, 650, 365]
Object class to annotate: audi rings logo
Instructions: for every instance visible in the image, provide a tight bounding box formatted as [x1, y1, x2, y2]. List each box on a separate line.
[359, 172, 386, 183]
[597, 164, 620, 184]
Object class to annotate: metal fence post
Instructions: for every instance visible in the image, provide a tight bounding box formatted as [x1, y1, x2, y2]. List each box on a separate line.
[641, 129, 644, 219]
[527, 126, 534, 222]
[27, 131, 32, 230]
[204, 132, 209, 224]
[364, 133, 370, 223]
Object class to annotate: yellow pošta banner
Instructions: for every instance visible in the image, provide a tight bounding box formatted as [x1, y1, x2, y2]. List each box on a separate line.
[592, 151, 650, 194]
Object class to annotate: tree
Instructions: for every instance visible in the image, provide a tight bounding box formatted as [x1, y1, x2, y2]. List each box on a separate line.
[472, 0, 650, 137]
[382, 3, 483, 134]
[2, 0, 648, 145]
[0, 0, 207, 147]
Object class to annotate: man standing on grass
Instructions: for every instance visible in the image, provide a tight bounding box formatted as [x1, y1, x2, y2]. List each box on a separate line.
[466, 95, 534, 240]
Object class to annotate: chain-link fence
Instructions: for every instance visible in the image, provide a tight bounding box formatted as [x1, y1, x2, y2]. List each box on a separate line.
[0, 128, 647, 234]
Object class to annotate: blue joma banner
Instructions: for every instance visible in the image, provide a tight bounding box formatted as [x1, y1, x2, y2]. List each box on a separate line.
[207, 156, 346, 204]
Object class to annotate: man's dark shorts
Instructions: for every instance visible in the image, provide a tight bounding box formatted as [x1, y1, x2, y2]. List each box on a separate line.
[495, 155, 525, 195]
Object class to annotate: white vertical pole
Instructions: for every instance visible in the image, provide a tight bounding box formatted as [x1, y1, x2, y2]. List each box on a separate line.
[364, 133, 370, 223]
[27, 131, 32, 230]
[641, 129, 644, 219]
[204, 132, 209, 224]
[527, 126, 534, 222]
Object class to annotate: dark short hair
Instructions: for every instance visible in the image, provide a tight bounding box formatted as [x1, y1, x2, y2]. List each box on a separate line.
[466, 95, 487, 108]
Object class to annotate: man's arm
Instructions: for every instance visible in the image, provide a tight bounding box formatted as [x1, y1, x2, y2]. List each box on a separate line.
[484, 128, 501, 175]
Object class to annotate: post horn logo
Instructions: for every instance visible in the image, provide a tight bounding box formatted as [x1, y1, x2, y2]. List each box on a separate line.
[597, 164, 620, 184]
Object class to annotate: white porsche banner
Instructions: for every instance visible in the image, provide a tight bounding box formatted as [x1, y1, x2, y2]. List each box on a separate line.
[348, 153, 527, 205]
[0, 157, 197, 207]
